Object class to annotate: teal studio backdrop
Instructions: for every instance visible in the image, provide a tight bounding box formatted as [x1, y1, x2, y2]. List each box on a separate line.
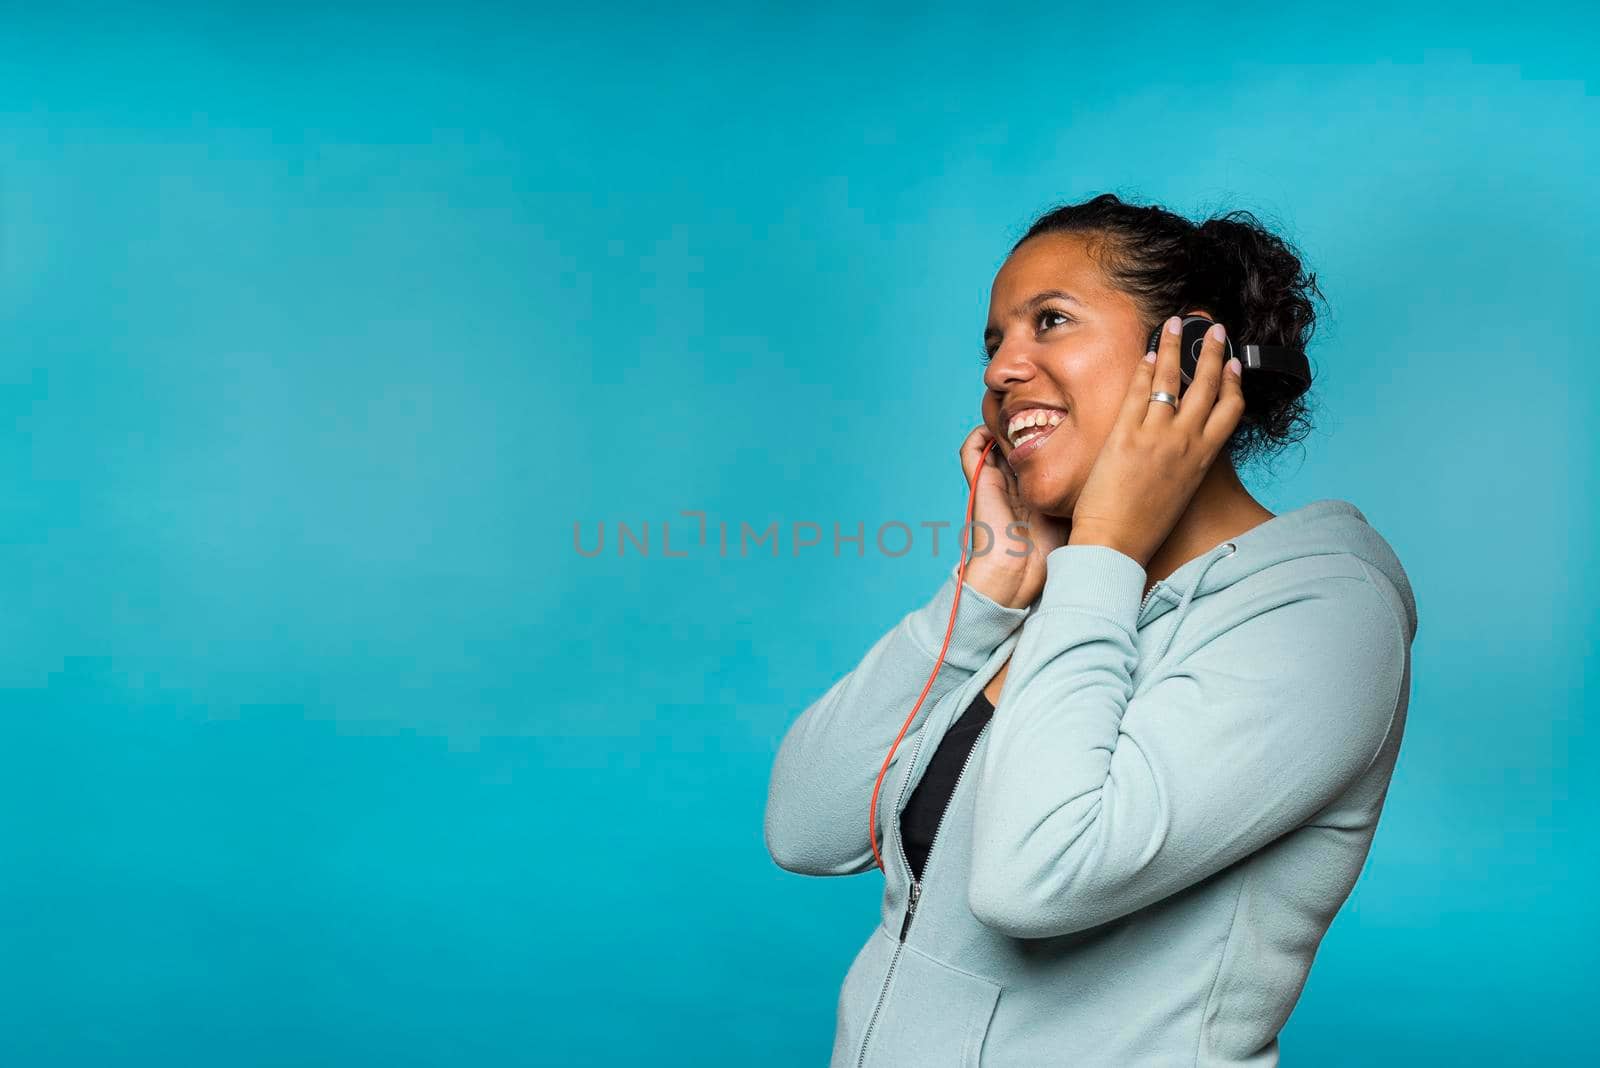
[1, 3, 1594, 1066]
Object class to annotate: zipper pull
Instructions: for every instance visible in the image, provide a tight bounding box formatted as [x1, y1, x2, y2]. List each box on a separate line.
[899, 880, 921, 942]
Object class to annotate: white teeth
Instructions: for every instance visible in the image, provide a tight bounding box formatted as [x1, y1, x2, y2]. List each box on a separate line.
[1006, 408, 1066, 446]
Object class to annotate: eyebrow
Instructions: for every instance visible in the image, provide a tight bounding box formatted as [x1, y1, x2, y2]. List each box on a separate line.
[983, 290, 1086, 350]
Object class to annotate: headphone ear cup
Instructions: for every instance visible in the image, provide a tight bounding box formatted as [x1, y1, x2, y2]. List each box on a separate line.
[1178, 317, 1236, 390]
[1151, 316, 1235, 393]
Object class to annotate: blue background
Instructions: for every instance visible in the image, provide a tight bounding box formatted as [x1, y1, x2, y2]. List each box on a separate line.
[2, 2, 1593, 1065]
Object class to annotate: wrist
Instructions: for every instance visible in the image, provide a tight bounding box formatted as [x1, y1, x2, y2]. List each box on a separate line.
[1066, 525, 1147, 567]
[961, 562, 1030, 609]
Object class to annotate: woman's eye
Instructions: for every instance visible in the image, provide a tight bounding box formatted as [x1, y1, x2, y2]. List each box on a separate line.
[981, 309, 1074, 364]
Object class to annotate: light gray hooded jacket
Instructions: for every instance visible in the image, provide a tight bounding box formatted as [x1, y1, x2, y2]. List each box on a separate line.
[764, 499, 1418, 1067]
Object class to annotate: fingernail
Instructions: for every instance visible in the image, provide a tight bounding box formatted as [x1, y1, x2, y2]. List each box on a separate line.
[1165, 316, 1182, 335]
[1209, 322, 1226, 342]
[1143, 350, 1157, 363]
[1227, 357, 1241, 376]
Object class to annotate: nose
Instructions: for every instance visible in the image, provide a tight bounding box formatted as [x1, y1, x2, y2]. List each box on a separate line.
[983, 340, 1037, 392]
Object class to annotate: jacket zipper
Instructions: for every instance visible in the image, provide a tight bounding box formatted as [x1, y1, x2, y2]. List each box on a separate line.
[856, 713, 993, 1068]
[897, 717, 990, 942]
[854, 937, 904, 1068]
[852, 702, 938, 1068]
[1139, 579, 1163, 618]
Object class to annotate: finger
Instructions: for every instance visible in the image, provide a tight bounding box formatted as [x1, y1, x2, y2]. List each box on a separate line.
[993, 449, 1020, 497]
[1143, 314, 1184, 425]
[959, 424, 996, 486]
[959, 426, 983, 486]
[1176, 321, 1227, 434]
[1117, 326, 1165, 427]
[1203, 348, 1248, 447]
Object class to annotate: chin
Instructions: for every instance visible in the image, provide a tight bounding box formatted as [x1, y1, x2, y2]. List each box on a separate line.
[1017, 477, 1075, 517]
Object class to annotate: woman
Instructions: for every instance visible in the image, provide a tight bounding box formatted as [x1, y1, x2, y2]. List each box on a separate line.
[764, 194, 1418, 1067]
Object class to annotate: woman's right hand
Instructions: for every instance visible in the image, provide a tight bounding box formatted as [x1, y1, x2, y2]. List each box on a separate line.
[956, 424, 1071, 609]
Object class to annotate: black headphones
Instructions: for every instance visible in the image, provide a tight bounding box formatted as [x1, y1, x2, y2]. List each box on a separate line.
[1145, 315, 1311, 404]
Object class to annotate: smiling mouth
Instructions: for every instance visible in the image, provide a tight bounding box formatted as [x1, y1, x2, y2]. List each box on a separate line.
[1002, 408, 1067, 465]
[1004, 406, 1068, 447]
[1011, 424, 1054, 450]
[1006, 409, 1066, 447]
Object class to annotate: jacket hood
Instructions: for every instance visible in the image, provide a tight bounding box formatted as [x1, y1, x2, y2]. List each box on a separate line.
[1134, 498, 1418, 640]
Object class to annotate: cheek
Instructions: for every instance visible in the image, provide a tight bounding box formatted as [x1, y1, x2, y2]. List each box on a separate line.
[981, 395, 1001, 428]
[1071, 384, 1127, 440]
[1017, 393, 1118, 487]
[1052, 349, 1129, 420]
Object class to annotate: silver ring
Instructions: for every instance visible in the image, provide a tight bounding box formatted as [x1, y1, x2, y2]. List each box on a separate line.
[1148, 391, 1179, 410]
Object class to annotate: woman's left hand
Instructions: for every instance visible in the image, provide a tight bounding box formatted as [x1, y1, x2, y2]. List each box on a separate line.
[1067, 316, 1245, 569]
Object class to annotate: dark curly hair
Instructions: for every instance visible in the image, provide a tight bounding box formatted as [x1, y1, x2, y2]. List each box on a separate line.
[1011, 193, 1325, 472]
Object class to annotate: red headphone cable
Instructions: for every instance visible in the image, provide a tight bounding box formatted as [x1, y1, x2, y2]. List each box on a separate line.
[868, 436, 996, 873]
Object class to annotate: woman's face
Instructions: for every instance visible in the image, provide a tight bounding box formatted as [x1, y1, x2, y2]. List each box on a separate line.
[981, 231, 1197, 517]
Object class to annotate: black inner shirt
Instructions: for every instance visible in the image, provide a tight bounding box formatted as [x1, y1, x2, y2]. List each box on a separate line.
[898, 689, 995, 884]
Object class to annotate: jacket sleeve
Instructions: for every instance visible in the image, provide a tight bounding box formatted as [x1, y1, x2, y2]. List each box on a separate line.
[967, 544, 1408, 938]
[765, 566, 1031, 876]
